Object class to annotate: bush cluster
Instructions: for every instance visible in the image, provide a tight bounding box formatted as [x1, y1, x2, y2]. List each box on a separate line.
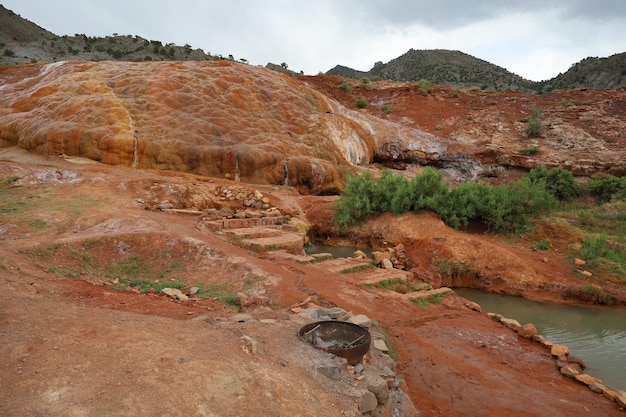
[334, 168, 557, 233]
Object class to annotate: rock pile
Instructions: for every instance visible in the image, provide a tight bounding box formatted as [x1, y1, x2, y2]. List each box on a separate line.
[370, 243, 408, 270]
[290, 300, 418, 416]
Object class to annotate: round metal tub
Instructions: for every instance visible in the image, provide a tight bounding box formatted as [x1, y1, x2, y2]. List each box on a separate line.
[298, 320, 371, 365]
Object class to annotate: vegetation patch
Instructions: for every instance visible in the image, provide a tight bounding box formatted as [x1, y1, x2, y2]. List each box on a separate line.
[434, 258, 481, 280]
[365, 278, 432, 293]
[410, 290, 452, 308]
[578, 284, 617, 305]
[339, 263, 375, 274]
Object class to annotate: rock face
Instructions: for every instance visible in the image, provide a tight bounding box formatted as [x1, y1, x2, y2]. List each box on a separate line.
[0, 61, 444, 194]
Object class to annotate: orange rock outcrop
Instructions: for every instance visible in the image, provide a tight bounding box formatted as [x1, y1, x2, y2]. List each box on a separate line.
[0, 61, 443, 194]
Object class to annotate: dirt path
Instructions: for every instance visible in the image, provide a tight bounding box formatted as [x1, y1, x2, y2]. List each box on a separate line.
[1, 151, 624, 416]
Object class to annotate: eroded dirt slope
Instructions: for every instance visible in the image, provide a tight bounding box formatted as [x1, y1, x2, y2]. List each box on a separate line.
[1, 149, 624, 416]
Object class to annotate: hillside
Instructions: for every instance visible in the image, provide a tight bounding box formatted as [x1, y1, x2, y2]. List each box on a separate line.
[329, 49, 538, 92]
[0, 5, 217, 64]
[327, 49, 626, 93]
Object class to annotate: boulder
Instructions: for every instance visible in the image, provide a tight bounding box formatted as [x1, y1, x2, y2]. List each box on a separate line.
[614, 391, 626, 407]
[348, 314, 372, 329]
[551, 344, 570, 357]
[381, 258, 394, 270]
[559, 364, 582, 378]
[500, 317, 521, 330]
[358, 390, 378, 413]
[464, 301, 482, 312]
[517, 323, 538, 339]
[372, 251, 391, 265]
[160, 287, 188, 301]
[574, 373, 601, 386]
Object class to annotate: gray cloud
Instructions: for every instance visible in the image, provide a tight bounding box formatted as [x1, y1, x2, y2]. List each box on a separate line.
[2, 0, 625, 81]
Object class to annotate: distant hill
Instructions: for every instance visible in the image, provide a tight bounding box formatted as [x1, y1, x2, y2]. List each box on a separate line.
[544, 53, 626, 91]
[0, 5, 55, 43]
[327, 49, 626, 93]
[0, 5, 217, 64]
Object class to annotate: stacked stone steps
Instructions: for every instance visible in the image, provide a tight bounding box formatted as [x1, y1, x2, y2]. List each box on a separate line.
[241, 233, 306, 252]
[200, 216, 293, 232]
[347, 267, 414, 285]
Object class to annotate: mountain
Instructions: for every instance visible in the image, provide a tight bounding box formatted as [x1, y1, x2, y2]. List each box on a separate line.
[327, 48, 626, 93]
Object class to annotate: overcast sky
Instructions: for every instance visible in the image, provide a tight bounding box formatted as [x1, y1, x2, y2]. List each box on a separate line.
[4, 0, 626, 81]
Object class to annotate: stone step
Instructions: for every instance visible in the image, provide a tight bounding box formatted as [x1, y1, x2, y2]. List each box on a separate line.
[404, 287, 453, 300]
[201, 216, 290, 231]
[312, 257, 376, 274]
[241, 232, 305, 252]
[350, 267, 414, 285]
[222, 226, 284, 240]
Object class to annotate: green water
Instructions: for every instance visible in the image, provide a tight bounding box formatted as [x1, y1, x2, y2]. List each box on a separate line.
[455, 288, 626, 391]
[305, 243, 373, 259]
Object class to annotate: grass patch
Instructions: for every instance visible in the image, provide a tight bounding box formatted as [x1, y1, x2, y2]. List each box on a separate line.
[410, 290, 452, 308]
[434, 258, 481, 280]
[339, 262, 375, 274]
[365, 278, 432, 293]
[579, 284, 617, 305]
[383, 334, 398, 360]
[531, 238, 551, 251]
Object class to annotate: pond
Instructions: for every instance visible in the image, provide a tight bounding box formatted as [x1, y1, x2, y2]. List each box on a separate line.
[455, 288, 626, 391]
[305, 243, 373, 259]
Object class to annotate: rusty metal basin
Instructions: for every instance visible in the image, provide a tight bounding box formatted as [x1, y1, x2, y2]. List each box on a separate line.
[298, 321, 371, 365]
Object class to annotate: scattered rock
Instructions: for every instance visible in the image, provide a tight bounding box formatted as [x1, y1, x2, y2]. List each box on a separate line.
[574, 258, 586, 266]
[580, 270, 593, 277]
[353, 250, 368, 259]
[160, 287, 188, 301]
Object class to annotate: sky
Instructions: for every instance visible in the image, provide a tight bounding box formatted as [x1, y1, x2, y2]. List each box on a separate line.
[3, 0, 626, 81]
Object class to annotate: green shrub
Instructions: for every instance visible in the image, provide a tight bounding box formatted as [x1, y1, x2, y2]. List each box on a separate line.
[415, 79, 433, 95]
[526, 166, 580, 201]
[359, 77, 371, 89]
[381, 104, 394, 114]
[587, 175, 626, 203]
[334, 168, 557, 233]
[354, 97, 369, 109]
[339, 81, 352, 92]
[524, 146, 540, 156]
[525, 108, 543, 137]
[531, 238, 551, 251]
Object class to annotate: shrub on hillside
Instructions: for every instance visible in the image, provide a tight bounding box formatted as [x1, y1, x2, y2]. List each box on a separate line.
[587, 174, 626, 202]
[354, 97, 369, 109]
[527, 166, 580, 201]
[525, 108, 543, 138]
[334, 168, 557, 233]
